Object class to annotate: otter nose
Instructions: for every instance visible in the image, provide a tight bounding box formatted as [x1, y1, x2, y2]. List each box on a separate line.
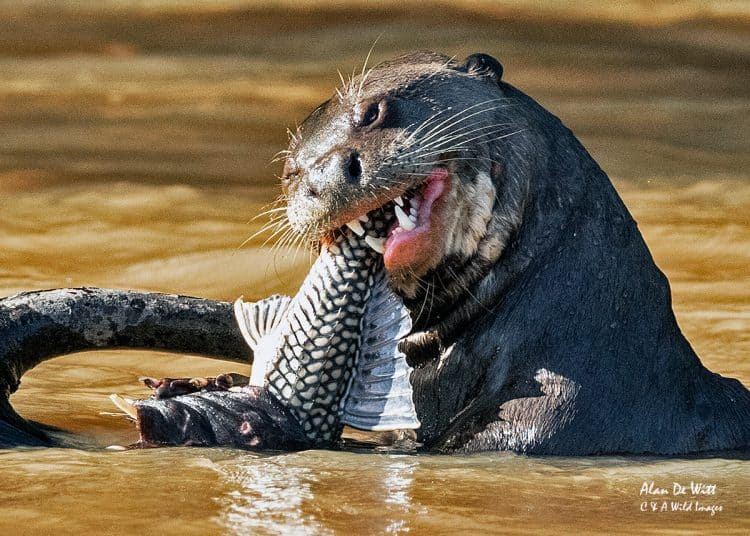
[345, 151, 362, 183]
[302, 179, 319, 198]
[296, 149, 360, 200]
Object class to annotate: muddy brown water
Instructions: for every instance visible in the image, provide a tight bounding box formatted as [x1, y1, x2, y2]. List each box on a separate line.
[0, 2, 748, 534]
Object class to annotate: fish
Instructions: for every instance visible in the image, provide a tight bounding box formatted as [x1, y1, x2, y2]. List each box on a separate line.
[126, 211, 420, 448]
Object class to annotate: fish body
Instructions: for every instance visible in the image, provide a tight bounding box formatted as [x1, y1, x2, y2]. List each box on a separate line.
[234, 219, 419, 443]
[131, 215, 419, 448]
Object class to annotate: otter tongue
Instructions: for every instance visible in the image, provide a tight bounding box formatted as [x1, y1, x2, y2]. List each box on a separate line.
[384, 168, 448, 271]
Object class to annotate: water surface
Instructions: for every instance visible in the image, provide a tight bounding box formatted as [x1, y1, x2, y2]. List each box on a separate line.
[0, 2, 748, 534]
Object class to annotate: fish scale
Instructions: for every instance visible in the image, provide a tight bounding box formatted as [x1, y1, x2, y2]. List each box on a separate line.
[265, 226, 383, 442]
[128, 210, 420, 448]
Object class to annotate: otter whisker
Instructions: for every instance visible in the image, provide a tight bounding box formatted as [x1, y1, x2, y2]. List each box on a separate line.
[402, 99, 499, 143]
[271, 227, 298, 258]
[405, 98, 512, 147]
[409, 128, 524, 161]
[271, 149, 293, 164]
[251, 206, 289, 221]
[337, 69, 348, 88]
[411, 272, 435, 327]
[402, 105, 515, 156]
[357, 35, 382, 99]
[336, 69, 350, 102]
[399, 121, 515, 159]
[444, 264, 494, 315]
[247, 193, 287, 222]
[261, 221, 295, 250]
[407, 156, 505, 167]
[409, 105, 517, 154]
[253, 210, 289, 234]
[238, 212, 289, 251]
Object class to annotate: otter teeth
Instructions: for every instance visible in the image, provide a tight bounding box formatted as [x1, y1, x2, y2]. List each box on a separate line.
[346, 219, 365, 236]
[394, 204, 416, 231]
[394, 195, 404, 207]
[364, 235, 386, 254]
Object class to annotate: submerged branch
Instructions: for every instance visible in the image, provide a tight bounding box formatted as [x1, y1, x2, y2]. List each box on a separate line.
[0, 287, 251, 447]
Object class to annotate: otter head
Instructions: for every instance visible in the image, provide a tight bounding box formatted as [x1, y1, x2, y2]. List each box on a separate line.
[282, 51, 524, 301]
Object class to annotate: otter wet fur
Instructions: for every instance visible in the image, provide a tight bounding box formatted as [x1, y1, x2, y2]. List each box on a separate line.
[0, 50, 748, 455]
[278, 51, 750, 455]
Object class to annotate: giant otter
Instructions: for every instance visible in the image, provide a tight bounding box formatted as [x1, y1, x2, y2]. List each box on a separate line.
[0, 51, 748, 454]
[279, 51, 750, 454]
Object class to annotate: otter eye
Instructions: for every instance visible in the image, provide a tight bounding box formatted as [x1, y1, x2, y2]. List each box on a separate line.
[360, 102, 380, 127]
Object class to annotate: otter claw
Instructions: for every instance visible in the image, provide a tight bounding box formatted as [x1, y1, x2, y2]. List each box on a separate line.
[141, 373, 249, 399]
[109, 394, 138, 420]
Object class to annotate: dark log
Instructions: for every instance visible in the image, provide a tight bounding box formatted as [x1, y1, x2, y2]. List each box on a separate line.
[0, 287, 251, 447]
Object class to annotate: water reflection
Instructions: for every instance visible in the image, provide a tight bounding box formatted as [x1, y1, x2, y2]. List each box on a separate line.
[382, 458, 420, 534]
[216, 454, 327, 535]
[212, 452, 426, 534]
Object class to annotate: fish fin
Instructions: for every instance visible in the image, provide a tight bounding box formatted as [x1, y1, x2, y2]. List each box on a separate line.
[341, 269, 420, 431]
[233, 295, 291, 349]
[233, 295, 291, 386]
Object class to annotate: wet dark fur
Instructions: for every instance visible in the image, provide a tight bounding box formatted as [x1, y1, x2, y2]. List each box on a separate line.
[136, 387, 309, 450]
[283, 51, 750, 455]
[377, 53, 750, 454]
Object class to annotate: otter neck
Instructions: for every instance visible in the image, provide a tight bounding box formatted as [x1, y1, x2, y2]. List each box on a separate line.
[399, 238, 508, 343]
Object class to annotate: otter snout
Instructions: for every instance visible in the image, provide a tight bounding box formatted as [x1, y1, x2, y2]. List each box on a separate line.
[284, 148, 362, 197]
[284, 147, 370, 235]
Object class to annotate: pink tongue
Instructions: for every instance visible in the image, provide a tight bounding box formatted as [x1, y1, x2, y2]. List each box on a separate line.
[383, 168, 448, 272]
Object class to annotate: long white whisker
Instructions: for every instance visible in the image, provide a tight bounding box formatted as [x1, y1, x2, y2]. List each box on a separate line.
[412, 101, 512, 148]
[410, 129, 524, 161]
[408, 98, 510, 146]
[398, 122, 514, 160]
[357, 34, 382, 99]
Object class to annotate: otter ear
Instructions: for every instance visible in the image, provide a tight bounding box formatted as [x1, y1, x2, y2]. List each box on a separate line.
[459, 53, 504, 83]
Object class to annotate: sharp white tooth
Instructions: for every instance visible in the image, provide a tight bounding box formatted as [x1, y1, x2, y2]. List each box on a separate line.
[346, 219, 365, 236]
[394, 204, 416, 231]
[358, 214, 369, 222]
[394, 195, 404, 207]
[364, 235, 386, 254]
[109, 394, 137, 420]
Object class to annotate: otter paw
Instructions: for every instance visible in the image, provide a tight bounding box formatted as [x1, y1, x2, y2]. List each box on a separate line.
[140, 373, 249, 399]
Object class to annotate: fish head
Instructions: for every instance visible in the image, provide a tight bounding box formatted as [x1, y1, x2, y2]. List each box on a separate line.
[132, 387, 310, 450]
